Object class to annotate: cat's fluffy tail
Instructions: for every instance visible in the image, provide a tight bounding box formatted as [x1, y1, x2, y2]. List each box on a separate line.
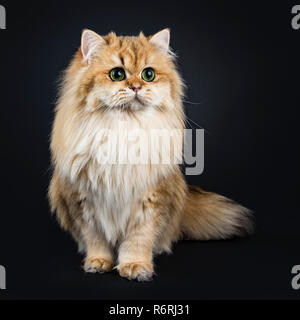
[181, 186, 253, 240]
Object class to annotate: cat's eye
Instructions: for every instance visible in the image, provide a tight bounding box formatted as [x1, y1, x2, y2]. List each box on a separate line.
[141, 68, 155, 82]
[110, 68, 126, 81]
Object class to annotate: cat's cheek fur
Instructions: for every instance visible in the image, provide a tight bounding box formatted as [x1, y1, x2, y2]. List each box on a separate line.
[144, 82, 171, 108]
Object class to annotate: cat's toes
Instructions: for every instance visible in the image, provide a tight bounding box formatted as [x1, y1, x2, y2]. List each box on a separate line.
[117, 262, 154, 282]
[84, 257, 113, 273]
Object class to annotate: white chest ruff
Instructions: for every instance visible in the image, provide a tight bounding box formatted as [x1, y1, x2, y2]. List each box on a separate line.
[82, 164, 157, 244]
[58, 109, 182, 244]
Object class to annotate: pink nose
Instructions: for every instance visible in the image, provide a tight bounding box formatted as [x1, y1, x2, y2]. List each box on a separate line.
[131, 86, 141, 94]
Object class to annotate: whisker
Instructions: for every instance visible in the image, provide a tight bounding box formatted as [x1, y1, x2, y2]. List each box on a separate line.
[185, 115, 210, 134]
[185, 117, 194, 129]
[183, 99, 203, 105]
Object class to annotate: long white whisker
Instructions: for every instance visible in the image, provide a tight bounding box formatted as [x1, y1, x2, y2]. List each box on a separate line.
[184, 115, 210, 134]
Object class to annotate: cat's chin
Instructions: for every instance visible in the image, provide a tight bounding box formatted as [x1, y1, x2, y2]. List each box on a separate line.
[129, 97, 148, 110]
[114, 99, 149, 111]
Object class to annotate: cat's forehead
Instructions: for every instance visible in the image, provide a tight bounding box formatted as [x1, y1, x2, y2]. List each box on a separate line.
[103, 36, 157, 71]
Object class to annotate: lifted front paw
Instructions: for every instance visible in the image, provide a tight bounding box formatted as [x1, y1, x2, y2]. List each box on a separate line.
[117, 262, 154, 282]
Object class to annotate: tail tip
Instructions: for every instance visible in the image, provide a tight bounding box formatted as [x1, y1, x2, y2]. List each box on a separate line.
[233, 206, 255, 238]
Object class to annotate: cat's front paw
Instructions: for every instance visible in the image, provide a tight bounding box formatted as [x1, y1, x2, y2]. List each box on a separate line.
[117, 262, 154, 282]
[84, 257, 113, 273]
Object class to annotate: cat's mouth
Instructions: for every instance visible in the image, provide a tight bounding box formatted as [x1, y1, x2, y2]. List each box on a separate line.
[133, 95, 145, 105]
[103, 92, 150, 111]
[111, 95, 147, 111]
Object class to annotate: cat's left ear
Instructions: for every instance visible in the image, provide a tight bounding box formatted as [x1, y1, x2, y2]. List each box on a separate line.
[149, 29, 170, 54]
[81, 29, 105, 63]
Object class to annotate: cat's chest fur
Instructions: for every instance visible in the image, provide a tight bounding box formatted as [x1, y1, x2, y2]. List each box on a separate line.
[63, 109, 180, 244]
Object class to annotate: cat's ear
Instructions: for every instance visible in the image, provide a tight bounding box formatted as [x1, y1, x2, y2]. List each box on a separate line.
[149, 29, 170, 53]
[81, 29, 105, 63]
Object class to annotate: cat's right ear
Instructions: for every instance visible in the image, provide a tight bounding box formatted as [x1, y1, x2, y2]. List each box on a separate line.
[81, 29, 105, 64]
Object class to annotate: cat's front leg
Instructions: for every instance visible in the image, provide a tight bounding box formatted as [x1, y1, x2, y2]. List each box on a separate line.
[82, 223, 114, 273]
[116, 197, 162, 281]
[117, 230, 155, 281]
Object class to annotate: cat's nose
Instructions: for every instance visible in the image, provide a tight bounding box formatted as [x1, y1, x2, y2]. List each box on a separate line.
[130, 86, 141, 94]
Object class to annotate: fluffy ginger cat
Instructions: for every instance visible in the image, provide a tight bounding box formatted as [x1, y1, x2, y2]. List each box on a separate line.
[49, 29, 253, 281]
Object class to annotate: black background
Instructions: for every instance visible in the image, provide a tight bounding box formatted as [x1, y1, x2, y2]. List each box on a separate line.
[0, 0, 299, 299]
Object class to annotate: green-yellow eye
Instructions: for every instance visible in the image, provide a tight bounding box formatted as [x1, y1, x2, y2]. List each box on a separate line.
[110, 68, 126, 81]
[141, 68, 155, 82]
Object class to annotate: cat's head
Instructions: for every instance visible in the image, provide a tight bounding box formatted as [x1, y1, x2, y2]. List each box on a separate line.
[68, 29, 183, 112]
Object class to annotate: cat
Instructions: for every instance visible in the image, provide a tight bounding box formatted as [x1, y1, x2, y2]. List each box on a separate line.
[49, 29, 253, 281]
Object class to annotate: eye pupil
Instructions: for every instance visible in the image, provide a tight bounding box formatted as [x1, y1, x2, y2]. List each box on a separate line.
[142, 68, 155, 82]
[110, 68, 125, 81]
